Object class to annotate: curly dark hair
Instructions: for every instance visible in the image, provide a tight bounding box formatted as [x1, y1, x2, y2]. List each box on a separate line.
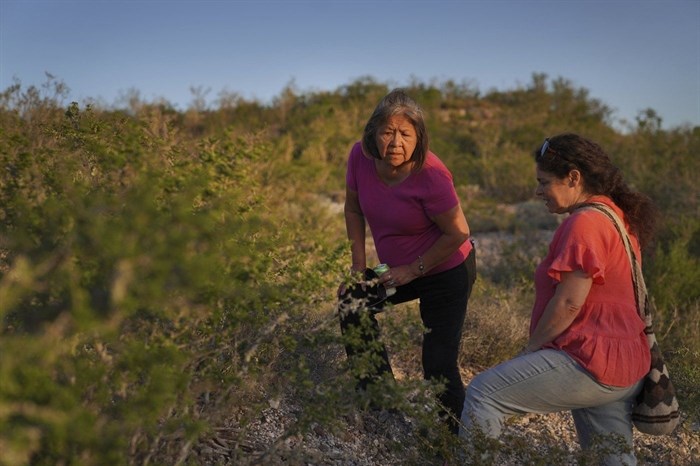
[535, 133, 658, 248]
[361, 89, 429, 171]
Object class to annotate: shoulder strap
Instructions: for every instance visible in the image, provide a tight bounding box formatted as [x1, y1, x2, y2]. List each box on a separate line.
[578, 203, 655, 346]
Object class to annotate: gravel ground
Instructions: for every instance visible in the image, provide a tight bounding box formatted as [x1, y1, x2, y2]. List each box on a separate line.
[192, 360, 699, 466]
[191, 200, 699, 465]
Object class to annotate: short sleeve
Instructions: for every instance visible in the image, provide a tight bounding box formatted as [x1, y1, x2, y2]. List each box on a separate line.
[547, 211, 610, 285]
[345, 142, 362, 192]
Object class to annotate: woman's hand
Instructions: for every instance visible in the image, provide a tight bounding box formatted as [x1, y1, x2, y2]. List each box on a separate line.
[378, 264, 419, 288]
[517, 344, 539, 357]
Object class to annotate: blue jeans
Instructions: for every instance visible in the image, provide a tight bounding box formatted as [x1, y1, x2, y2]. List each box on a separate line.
[460, 349, 643, 466]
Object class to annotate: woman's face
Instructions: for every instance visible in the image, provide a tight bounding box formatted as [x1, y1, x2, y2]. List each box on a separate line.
[375, 114, 417, 168]
[535, 167, 578, 214]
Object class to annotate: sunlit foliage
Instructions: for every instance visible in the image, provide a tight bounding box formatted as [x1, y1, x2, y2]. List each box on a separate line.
[0, 74, 697, 463]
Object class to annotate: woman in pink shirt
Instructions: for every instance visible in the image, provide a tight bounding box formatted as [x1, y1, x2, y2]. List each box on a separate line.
[460, 134, 657, 465]
[338, 89, 476, 434]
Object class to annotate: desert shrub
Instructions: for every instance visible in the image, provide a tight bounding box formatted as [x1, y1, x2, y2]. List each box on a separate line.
[666, 341, 700, 429]
[643, 217, 700, 424]
[460, 280, 531, 369]
[1, 75, 698, 463]
[647, 218, 700, 315]
[459, 422, 632, 466]
[466, 199, 517, 233]
[480, 233, 549, 288]
[0, 92, 345, 463]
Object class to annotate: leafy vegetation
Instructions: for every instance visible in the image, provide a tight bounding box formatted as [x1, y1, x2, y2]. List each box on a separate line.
[0, 73, 698, 464]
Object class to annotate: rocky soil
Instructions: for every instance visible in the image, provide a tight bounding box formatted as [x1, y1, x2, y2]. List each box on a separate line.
[191, 200, 699, 465]
[192, 355, 699, 465]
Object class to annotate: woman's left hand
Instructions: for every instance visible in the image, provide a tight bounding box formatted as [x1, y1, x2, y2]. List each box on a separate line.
[517, 344, 538, 357]
[379, 265, 419, 288]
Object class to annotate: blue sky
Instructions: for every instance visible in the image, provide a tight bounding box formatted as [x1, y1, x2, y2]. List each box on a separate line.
[1, 0, 699, 130]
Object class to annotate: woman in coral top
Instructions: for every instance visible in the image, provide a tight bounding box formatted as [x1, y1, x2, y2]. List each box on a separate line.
[339, 89, 476, 434]
[460, 134, 656, 465]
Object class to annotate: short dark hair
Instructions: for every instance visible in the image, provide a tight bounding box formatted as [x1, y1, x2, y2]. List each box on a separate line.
[535, 133, 658, 248]
[361, 89, 429, 171]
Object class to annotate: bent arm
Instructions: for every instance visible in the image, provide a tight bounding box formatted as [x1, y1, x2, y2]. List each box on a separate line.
[344, 187, 367, 272]
[526, 269, 593, 352]
[408, 203, 470, 276]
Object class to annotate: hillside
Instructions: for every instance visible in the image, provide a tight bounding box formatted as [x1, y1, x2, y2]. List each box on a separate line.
[0, 75, 698, 464]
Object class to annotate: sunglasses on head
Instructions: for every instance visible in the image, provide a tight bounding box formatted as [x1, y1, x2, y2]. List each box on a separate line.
[540, 138, 550, 158]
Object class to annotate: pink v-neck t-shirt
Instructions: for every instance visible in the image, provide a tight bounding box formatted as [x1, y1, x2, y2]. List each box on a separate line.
[530, 195, 650, 387]
[346, 142, 472, 275]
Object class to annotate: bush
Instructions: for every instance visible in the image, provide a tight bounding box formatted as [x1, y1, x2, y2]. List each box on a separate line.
[0, 93, 346, 463]
[1, 76, 698, 463]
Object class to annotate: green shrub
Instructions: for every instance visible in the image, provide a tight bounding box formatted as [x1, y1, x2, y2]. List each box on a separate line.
[647, 218, 700, 315]
[1, 75, 698, 463]
[0, 93, 344, 463]
[461, 280, 531, 368]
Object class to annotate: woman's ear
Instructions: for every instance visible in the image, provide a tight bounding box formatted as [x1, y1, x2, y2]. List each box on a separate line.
[568, 169, 582, 187]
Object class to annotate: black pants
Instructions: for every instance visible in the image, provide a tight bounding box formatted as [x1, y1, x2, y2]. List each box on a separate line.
[339, 245, 476, 434]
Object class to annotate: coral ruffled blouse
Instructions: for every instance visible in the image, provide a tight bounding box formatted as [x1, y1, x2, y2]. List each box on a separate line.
[530, 196, 650, 387]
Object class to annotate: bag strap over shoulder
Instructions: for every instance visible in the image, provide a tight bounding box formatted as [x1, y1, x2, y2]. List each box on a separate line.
[580, 204, 681, 435]
[578, 203, 655, 347]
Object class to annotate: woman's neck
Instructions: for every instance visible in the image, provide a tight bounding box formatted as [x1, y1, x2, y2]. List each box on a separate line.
[569, 193, 603, 212]
[375, 159, 414, 185]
